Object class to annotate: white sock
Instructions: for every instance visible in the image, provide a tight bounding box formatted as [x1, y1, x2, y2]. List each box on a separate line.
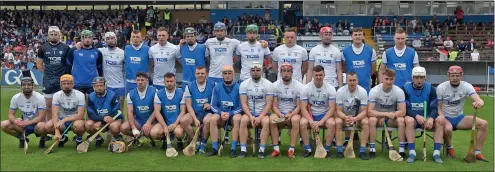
[475, 150, 481, 155]
[409, 150, 416, 155]
[433, 150, 440, 156]
[241, 145, 247, 152]
[370, 148, 376, 152]
[289, 147, 294, 151]
[399, 147, 405, 153]
[259, 146, 265, 152]
[274, 145, 280, 151]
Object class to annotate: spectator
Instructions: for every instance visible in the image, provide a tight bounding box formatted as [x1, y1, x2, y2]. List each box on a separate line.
[297, 19, 305, 35]
[458, 40, 467, 51]
[424, 36, 433, 48]
[470, 49, 479, 61]
[485, 39, 494, 49]
[4, 49, 14, 61]
[264, 10, 271, 22]
[342, 19, 350, 32]
[467, 38, 476, 51]
[199, 16, 207, 24]
[435, 47, 449, 61]
[443, 36, 454, 49]
[412, 37, 422, 48]
[443, 15, 452, 27]
[455, 6, 464, 24]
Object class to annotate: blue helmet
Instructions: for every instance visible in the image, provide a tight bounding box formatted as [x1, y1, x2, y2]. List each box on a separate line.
[214, 22, 227, 30]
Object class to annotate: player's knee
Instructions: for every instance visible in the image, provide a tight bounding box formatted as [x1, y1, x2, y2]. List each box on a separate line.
[174, 129, 184, 138]
[180, 114, 192, 123]
[36, 123, 45, 131]
[326, 119, 335, 127]
[291, 115, 301, 125]
[210, 115, 220, 124]
[369, 117, 377, 125]
[232, 114, 242, 123]
[261, 117, 270, 127]
[335, 118, 343, 126]
[396, 117, 405, 126]
[0, 120, 10, 130]
[405, 116, 415, 125]
[240, 115, 250, 124]
[478, 119, 488, 130]
[361, 118, 369, 126]
[300, 118, 308, 127]
[444, 124, 453, 133]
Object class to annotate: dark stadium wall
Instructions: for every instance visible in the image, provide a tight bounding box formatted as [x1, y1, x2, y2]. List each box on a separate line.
[291, 15, 494, 27]
[172, 11, 210, 23]
[210, 9, 280, 23]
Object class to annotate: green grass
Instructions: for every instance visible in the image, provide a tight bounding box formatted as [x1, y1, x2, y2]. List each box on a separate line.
[1, 87, 493, 171]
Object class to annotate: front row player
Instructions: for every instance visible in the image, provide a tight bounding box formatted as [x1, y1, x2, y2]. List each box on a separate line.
[368, 68, 406, 159]
[208, 65, 243, 157]
[335, 72, 370, 160]
[437, 65, 488, 162]
[45, 74, 86, 147]
[239, 61, 274, 159]
[300, 65, 337, 158]
[86, 77, 123, 148]
[402, 66, 444, 163]
[1, 76, 48, 148]
[270, 62, 303, 158]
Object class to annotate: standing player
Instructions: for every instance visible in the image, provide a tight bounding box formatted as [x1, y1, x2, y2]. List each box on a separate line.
[234, 24, 272, 82]
[208, 65, 243, 158]
[270, 63, 303, 158]
[124, 30, 151, 94]
[342, 28, 377, 92]
[44, 74, 86, 147]
[151, 73, 194, 151]
[86, 77, 123, 147]
[402, 66, 444, 163]
[239, 62, 274, 159]
[272, 28, 308, 83]
[335, 72, 370, 160]
[180, 27, 207, 88]
[184, 66, 216, 154]
[368, 69, 407, 159]
[1, 76, 47, 148]
[307, 27, 343, 89]
[99, 32, 126, 112]
[437, 66, 488, 162]
[36, 26, 70, 123]
[378, 28, 419, 87]
[205, 22, 240, 84]
[120, 72, 158, 141]
[299, 65, 337, 158]
[67, 30, 103, 95]
[149, 27, 180, 90]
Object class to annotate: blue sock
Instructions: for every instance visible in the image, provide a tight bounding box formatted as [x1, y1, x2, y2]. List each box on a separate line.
[360, 146, 366, 153]
[434, 143, 441, 151]
[408, 143, 415, 150]
[337, 145, 343, 153]
[212, 141, 218, 151]
[399, 142, 406, 148]
[324, 145, 330, 152]
[345, 137, 350, 142]
[201, 138, 207, 145]
[304, 144, 311, 151]
[231, 140, 238, 151]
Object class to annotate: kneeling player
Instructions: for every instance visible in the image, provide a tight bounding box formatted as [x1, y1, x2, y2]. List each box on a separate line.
[335, 72, 370, 160]
[437, 66, 488, 161]
[300, 65, 337, 158]
[239, 62, 274, 159]
[120, 72, 158, 144]
[151, 73, 193, 151]
[368, 69, 406, 159]
[270, 63, 303, 158]
[1, 76, 47, 148]
[44, 74, 86, 147]
[207, 66, 242, 157]
[86, 77, 123, 148]
[402, 67, 444, 163]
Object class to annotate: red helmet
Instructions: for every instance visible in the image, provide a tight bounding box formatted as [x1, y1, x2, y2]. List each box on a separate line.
[280, 62, 293, 71]
[448, 65, 463, 74]
[319, 27, 333, 34]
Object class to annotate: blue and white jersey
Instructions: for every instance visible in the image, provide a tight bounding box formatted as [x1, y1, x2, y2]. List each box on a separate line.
[369, 84, 405, 112]
[205, 37, 240, 78]
[381, 46, 419, 87]
[273, 44, 308, 83]
[300, 81, 336, 116]
[239, 78, 274, 116]
[10, 91, 46, 121]
[235, 41, 272, 80]
[124, 44, 150, 83]
[52, 90, 86, 118]
[436, 81, 476, 118]
[309, 44, 342, 87]
[99, 47, 125, 88]
[149, 42, 180, 86]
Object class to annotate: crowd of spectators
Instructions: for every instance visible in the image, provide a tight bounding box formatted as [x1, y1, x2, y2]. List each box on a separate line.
[0, 6, 218, 70]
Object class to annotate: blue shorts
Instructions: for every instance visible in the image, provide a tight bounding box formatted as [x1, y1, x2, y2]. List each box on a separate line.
[125, 82, 137, 94]
[312, 114, 325, 122]
[208, 77, 223, 85]
[58, 117, 73, 132]
[446, 115, 465, 131]
[24, 124, 40, 137]
[108, 87, 125, 97]
[153, 85, 165, 91]
[74, 85, 93, 94]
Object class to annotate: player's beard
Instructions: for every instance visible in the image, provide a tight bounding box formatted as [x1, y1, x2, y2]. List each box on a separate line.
[282, 76, 291, 82]
[450, 82, 460, 87]
[216, 36, 225, 41]
[322, 40, 331, 46]
[252, 75, 261, 81]
[22, 88, 33, 97]
[187, 41, 195, 46]
[63, 88, 72, 94]
[96, 90, 106, 97]
[50, 40, 59, 44]
[224, 79, 233, 85]
[413, 83, 424, 89]
[248, 38, 256, 43]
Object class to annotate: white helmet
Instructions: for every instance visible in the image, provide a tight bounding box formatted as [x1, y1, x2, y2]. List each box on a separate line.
[412, 66, 426, 77]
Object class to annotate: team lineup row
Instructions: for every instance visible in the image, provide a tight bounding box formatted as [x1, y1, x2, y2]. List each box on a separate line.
[1, 23, 487, 163]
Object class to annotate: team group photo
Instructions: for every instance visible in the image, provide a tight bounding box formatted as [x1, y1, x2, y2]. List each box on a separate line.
[0, 0, 493, 171]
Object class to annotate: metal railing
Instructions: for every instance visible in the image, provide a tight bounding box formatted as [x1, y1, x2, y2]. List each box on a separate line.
[373, 25, 425, 35]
